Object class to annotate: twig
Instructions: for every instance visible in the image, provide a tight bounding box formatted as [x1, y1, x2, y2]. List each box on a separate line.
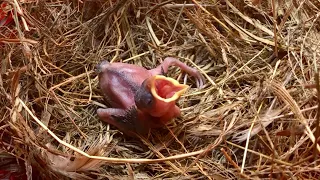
[221, 148, 250, 179]
[267, 80, 320, 154]
[224, 0, 274, 36]
[85, 66, 92, 103]
[314, 71, 320, 162]
[226, 141, 292, 166]
[191, 0, 231, 33]
[13, 0, 29, 31]
[49, 92, 87, 139]
[241, 102, 263, 173]
[271, 0, 278, 57]
[146, 0, 174, 14]
[0, 38, 38, 44]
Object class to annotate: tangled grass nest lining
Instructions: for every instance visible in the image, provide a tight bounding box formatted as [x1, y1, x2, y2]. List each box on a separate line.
[1, 0, 320, 179]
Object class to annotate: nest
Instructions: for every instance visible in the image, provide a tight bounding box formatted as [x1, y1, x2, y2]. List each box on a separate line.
[1, 0, 320, 179]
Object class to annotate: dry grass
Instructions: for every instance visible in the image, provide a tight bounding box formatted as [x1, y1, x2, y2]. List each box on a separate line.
[1, 0, 320, 179]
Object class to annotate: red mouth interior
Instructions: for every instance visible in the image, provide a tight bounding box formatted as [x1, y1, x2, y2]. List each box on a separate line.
[154, 79, 184, 99]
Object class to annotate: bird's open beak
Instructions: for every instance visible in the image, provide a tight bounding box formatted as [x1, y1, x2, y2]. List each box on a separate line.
[149, 75, 189, 103]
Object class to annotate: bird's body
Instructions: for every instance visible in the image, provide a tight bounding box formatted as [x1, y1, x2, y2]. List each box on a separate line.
[96, 57, 204, 136]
